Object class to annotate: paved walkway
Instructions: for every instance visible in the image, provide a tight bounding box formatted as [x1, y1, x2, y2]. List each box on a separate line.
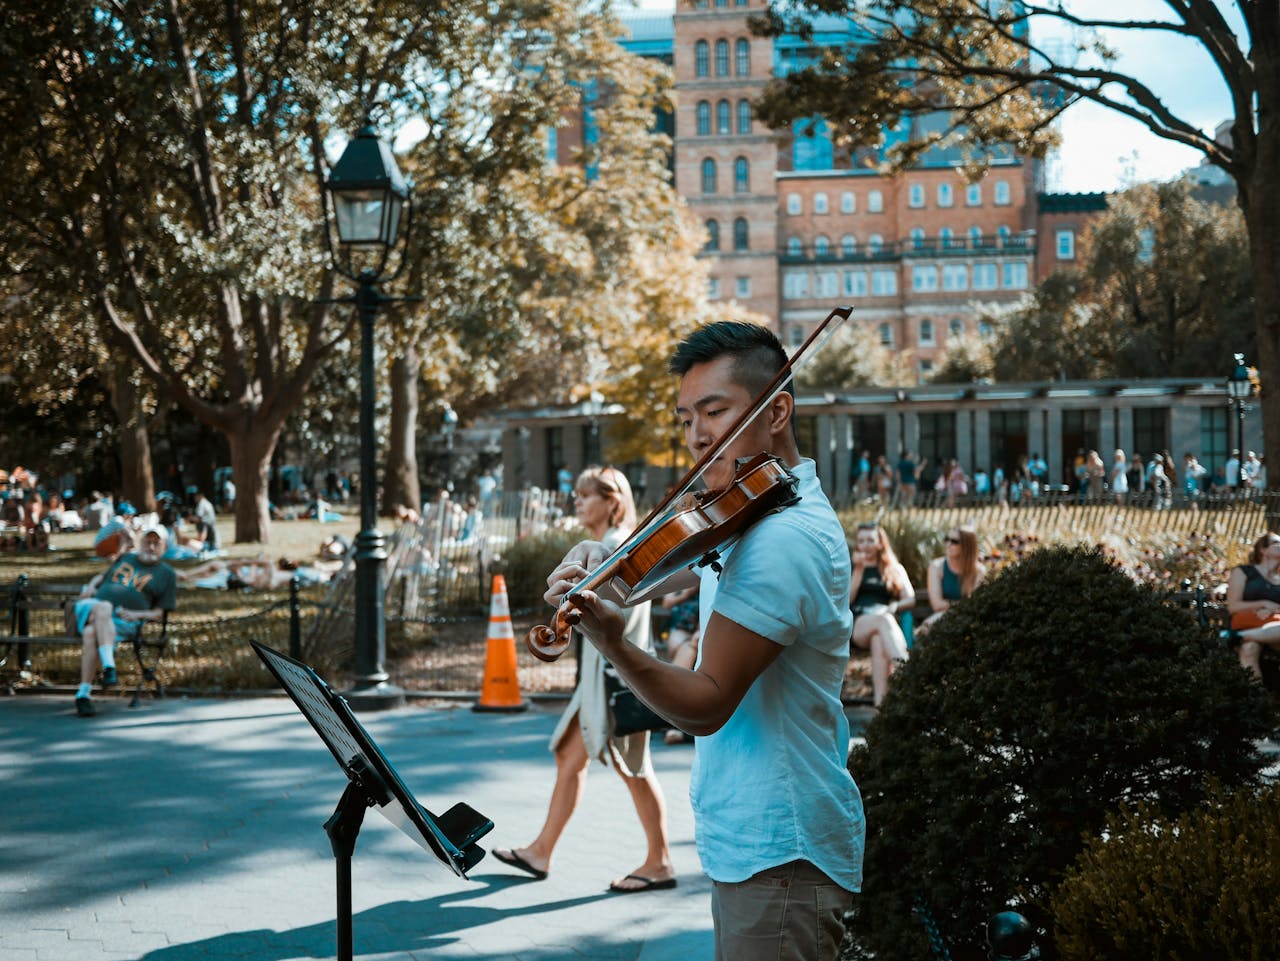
[3, 691, 874, 961]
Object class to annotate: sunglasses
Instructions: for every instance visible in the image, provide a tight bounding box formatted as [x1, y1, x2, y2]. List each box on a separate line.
[945, 535, 962, 545]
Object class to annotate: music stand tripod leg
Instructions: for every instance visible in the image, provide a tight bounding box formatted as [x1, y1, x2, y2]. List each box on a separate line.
[324, 781, 373, 961]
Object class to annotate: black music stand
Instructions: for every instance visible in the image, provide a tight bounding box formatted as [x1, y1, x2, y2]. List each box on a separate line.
[252, 642, 493, 961]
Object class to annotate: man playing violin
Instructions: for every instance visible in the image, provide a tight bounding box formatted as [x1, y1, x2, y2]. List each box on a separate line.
[545, 321, 862, 961]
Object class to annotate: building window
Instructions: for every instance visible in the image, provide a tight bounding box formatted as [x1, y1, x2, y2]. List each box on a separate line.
[786, 236, 802, 256]
[939, 227, 955, 249]
[737, 99, 751, 134]
[695, 40, 709, 77]
[868, 189, 883, 213]
[969, 225, 984, 246]
[786, 193, 802, 215]
[733, 217, 749, 250]
[919, 319, 935, 345]
[701, 157, 717, 194]
[708, 276, 721, 299]
[814, 235, 830, 257]
[715, 39, 730, 76]
[879, 322, 894, 347]
[942, 264, 968, 291]
[979, 319, 993, 338]
[910, 227, 926, 250]
[908, 183, 926, 208]
[1133, 407, 1168, 458]
[1056, 228, 1075, 259]
[546, 126, 558, 163]
[696, 101, 711, 136]
[919, 359, 934, 374]
[841, 234, 857, 256]
[735, 275, 752, 298]
[1200, 406, 1229, 478]
[817, 270, 838, 297]
[871, 268, 897, 295]
[841, 191, 856, 213]
[1002, 261, 1028, 288]
[912, 265, 938, 292]
[814, 192, 829, 214]
[734, 156, 749, 193]
[949, 317, 964, 338]
[783, 270, 809, 299]
[965, 183, 982, 206]
[973, 262, 998, 290]
[938, 183, 954, 207]
[868, 233, 884, 254]
[717, 99, 731, 135]
[704, 219, 720, 251]
[994, 179, 1011, 205]
[735, 38, 750, 76]
[843, 270, 868, 296]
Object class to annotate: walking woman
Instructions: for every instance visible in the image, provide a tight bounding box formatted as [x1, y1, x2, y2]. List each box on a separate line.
[492, 466, 675, 893]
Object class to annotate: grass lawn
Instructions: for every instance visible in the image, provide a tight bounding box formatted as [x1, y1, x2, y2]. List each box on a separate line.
[0, 509, 582, 697]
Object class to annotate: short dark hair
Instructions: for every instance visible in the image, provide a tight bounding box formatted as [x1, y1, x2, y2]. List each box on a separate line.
[669, 321, 790, 398]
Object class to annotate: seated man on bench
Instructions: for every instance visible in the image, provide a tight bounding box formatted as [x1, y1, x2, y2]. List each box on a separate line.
[73, 524, 178, 717]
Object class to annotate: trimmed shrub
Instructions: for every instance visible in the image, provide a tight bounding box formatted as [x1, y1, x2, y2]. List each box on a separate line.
[1053, 783, 1280, 960]
[844, 545, 1278, 961]
[490, 526, 585, 612]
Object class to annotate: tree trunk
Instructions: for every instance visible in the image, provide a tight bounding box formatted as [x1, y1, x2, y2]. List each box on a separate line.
[1243, 167, 1280, 530]
[383, 348, 421, 517]
[104, 363, 156, 513]
[226, 422, 283, 544]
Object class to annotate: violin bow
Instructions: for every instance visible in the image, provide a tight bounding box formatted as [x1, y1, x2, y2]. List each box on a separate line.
[580, 303, 853, 590]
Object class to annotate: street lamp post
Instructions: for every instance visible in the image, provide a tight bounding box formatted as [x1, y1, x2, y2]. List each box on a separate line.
[322, 121, 413, 711]
[1227, 353, 1252, 490]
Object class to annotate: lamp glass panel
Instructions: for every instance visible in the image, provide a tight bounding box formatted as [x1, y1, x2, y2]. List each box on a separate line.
[334, 188, 390, 245]
[384, 194, 405, 245]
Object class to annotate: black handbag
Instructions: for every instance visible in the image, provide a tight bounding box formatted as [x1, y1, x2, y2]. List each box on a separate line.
[603, 665, 669, 737]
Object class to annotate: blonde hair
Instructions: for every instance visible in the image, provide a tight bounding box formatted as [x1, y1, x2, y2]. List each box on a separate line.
[577, 466, 636, 531]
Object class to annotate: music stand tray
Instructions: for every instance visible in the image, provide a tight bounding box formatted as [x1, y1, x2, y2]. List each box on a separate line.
[252, 642, 493, 961]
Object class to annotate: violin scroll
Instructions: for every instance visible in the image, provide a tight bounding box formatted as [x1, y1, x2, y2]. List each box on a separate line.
[525, 611, 576, 662]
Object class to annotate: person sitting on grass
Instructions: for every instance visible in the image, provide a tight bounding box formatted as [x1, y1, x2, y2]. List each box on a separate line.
[178, 555, 338, 591]
[915, 525, 986, 639]
[73, 525, 178, 718]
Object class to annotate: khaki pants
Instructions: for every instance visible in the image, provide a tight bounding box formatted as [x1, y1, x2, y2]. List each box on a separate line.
[711, 860, 854, 961]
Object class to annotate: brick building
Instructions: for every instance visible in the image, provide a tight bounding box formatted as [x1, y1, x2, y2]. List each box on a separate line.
[613, 4, 1109, 378]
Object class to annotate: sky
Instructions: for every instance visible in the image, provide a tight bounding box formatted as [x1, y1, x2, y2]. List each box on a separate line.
[633, 0, 1240, 194]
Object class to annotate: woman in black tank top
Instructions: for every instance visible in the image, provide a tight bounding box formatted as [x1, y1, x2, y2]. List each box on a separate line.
[849, 522, 914, 707]
[1226, 532, 1280, 679]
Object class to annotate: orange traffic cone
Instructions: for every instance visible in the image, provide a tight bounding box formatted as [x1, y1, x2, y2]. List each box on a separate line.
[473, 574, 528, 713]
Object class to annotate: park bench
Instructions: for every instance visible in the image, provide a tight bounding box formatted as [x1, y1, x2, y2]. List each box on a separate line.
[2, 573, 168, 707]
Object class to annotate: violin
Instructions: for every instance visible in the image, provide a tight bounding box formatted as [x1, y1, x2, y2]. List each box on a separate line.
[525, 304, 853, 663]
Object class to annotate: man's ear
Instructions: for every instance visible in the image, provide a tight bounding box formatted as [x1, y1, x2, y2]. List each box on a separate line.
[768, 391, 794, 436]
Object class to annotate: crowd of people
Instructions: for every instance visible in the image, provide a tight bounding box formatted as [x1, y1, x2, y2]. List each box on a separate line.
[848, 446, 1267, 509]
